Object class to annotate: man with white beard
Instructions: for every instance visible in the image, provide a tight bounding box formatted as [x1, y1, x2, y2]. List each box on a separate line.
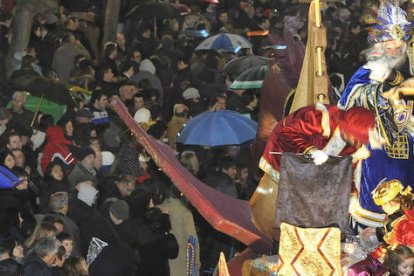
[338, 1, 414, 230]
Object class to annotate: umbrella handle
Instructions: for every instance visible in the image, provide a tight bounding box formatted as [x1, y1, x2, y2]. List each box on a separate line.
[30, 95, 44, 127]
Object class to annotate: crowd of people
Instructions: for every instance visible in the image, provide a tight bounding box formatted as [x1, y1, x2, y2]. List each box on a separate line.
[0, 0, 413, 275]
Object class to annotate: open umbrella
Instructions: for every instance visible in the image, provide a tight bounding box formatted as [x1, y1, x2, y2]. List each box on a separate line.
[126, 2, 189, 37]
[177, 110, 257, 146]
[195, 33, 252, 52]
[127, 2, 186, 18]
[9, 75, 74, 126]
[230, 65, 270, 90]
[9, 75, 73, 105]
[0, 166, 20, 189]
[24, 95, 67, 123]
[222, 55, 273, 80]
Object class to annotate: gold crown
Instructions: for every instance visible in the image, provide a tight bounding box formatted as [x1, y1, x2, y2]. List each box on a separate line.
[372, 179, 404, 206]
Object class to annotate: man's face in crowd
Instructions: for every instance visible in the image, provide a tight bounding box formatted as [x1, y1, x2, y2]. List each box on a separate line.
[223, 165, 237, 180]
[8, 135, 22, 150]
[95, 95, 109, 110]
[116, 33, 126, 48]
[132, 51, 142, 63]
[12, 149, 25, 167]
[81, 154, 95, 170]
[120, 85, 137, 100]
[103, 68, 114, 81]
[12, 94, 25, 112]
[118, 180, 135, 197]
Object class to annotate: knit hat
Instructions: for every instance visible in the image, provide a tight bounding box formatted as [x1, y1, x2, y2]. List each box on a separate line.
[109, 200, 130, 220]
[75, 147, 96, 161]
[77, 182, 98, 206]
[139, 59, 156, 75]
[182, 87, 200, 100]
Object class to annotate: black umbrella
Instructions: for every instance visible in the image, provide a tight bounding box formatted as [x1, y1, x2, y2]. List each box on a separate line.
[9, 75, 74, 105]
[126, 2, 190, 37]
[230, 65, 270, 90]
[126, 2, 185, 19]
[222, 55, 273, 81]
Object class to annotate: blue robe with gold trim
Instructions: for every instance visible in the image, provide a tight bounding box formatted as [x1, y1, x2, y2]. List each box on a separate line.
[339, 66, 414, 228]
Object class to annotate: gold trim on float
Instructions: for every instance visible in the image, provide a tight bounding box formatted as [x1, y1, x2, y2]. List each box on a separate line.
[259, 157, 280, 183]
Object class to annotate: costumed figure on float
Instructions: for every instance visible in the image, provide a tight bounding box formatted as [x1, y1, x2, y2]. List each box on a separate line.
[250, 102, 383, 239]
[338, 0, 414, 229]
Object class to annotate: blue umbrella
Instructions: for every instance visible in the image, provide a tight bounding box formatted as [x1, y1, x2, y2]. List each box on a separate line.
[195, 33, 252, 51]
[0, 166, 20, 189]
[177, 110, 257, 146]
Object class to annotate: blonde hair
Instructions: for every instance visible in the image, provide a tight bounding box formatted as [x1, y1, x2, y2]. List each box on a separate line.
[25, 222, 57, 250]
[180, 150, 200, 176]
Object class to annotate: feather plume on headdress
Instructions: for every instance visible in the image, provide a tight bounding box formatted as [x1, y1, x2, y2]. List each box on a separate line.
[368, 0, 412, 43]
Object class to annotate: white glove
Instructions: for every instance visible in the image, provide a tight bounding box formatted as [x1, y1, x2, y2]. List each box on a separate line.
[311, 150, 329, 165]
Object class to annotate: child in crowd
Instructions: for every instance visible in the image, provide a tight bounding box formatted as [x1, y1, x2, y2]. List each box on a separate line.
[383, 245, 414, 276]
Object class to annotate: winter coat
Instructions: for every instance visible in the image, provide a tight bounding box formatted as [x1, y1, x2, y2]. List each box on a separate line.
[158, 198, 200, 276]
[0, 188, 35, 241]
[88, 242, 137, 276]
[67, 196, 97, 230]
[22, 253, 53, 276]
[135, 209, 179, 276]
[41, 126, 75, 173]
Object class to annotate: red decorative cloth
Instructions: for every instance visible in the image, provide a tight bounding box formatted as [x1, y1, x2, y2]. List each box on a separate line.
[262, 104, 360, 172]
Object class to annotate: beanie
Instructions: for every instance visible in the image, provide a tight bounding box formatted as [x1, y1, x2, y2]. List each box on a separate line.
[182, 87, 200, 100]
[75, 147, 96, 161]
[109, 200, 130, 220]
[139, 59, 156, 75]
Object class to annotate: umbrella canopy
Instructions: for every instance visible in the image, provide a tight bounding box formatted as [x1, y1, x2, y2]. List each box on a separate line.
[230, 65, 270, 90]
[127, 2, 186, 18]
[0, 166, 20, 189]
[177, 110, 257, 146]
[195, 33, 252, 51]
[24, 95, 66, 123]
[222, 55, 273, 80]
[9, 75, 73, 105]
[181, 0, 219, 5]
[6, 94, 67, 125]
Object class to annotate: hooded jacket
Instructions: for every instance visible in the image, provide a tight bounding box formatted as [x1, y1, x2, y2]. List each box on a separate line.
[41, 126, 75, 173]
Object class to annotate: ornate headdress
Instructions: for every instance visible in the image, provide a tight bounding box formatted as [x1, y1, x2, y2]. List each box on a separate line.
[372, 178, 407, 206]
[368, 0, 412, 43]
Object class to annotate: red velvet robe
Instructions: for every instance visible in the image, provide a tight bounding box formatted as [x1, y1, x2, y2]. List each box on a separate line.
[261, 104, 359, 173]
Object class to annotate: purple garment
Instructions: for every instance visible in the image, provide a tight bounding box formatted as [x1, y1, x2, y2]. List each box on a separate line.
[348, 256, 386, 276]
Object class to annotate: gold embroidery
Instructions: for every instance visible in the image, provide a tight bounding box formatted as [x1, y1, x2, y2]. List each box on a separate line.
[384, 134, 409, 159]
[374, 84, 392, 146]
